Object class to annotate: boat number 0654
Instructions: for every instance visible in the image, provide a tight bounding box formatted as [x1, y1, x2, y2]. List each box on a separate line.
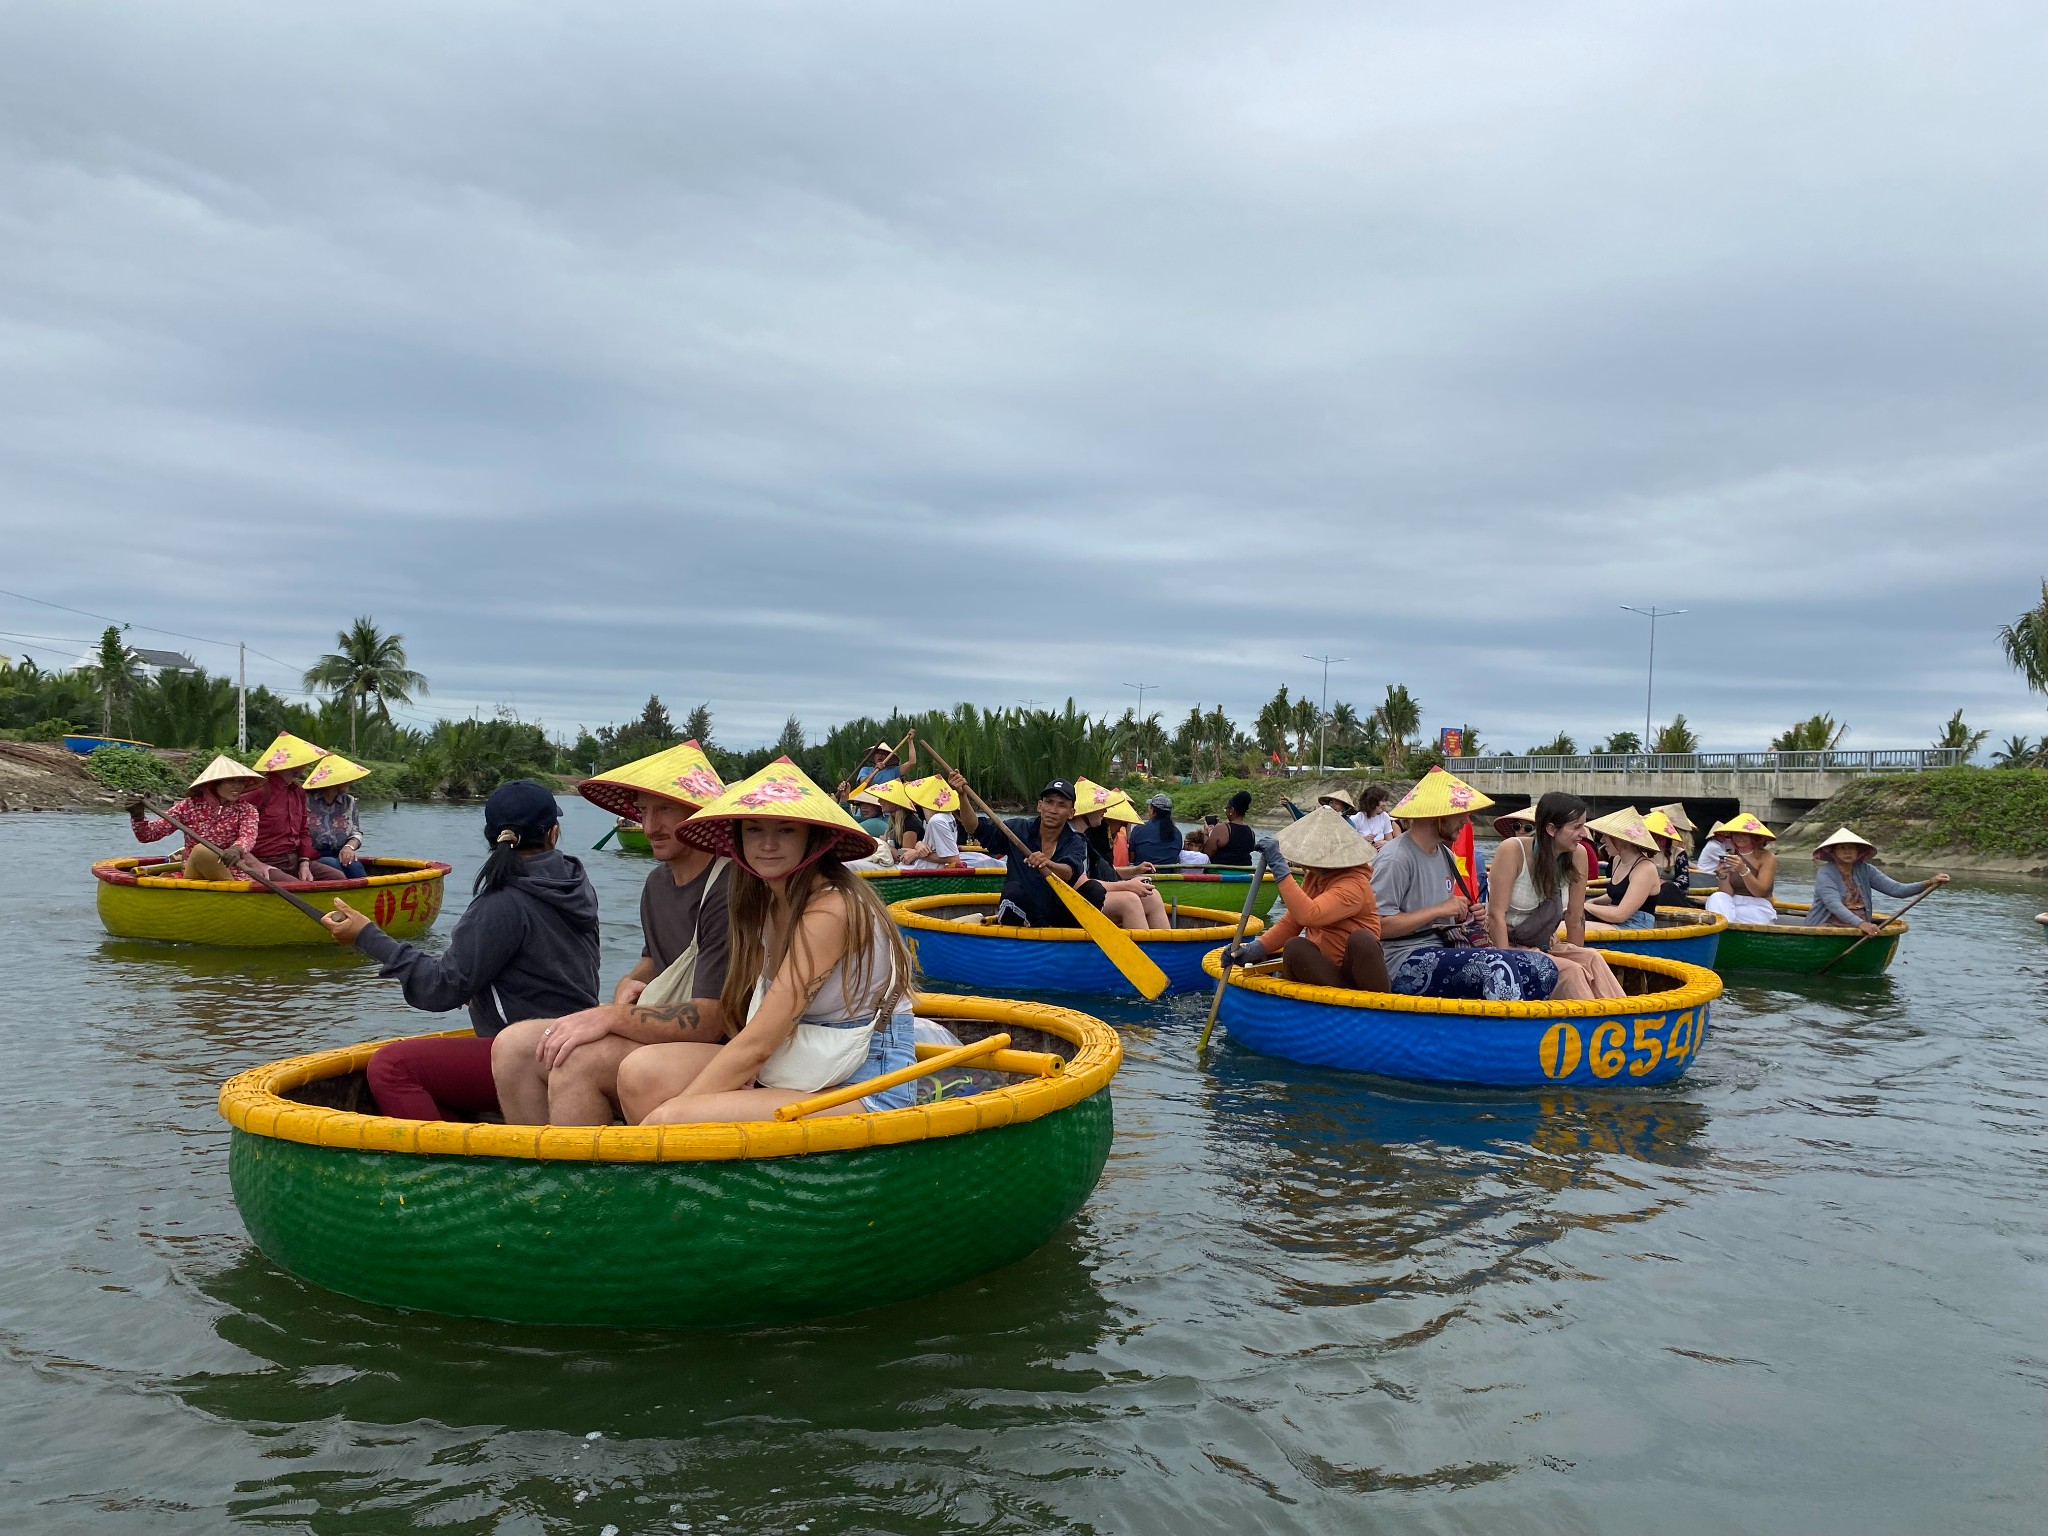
[1538, 1009, 1704, 1080]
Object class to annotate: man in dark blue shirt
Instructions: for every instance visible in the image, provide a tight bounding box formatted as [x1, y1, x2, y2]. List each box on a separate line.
[950, 776, 1100, 927]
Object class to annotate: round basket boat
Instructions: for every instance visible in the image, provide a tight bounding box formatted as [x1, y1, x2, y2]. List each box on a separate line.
[613, 825, 652, 854]
[1715, 898, 1906, 976]
[219, 993, 1120, 1328]
[1565, 907, 1727, 968]
[858, 865, 1009, 903]
[93, 856, 450, 947]
[1204, 948, 1722, 1088]
[892, 892, 1263, 996]
[1143, 868, 1279, 918]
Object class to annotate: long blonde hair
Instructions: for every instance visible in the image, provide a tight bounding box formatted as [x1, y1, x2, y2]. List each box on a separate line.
[717, 830, 916, 1032]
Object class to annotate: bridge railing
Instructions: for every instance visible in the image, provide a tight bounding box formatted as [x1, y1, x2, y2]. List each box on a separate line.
[1456, 749, 1967, 775]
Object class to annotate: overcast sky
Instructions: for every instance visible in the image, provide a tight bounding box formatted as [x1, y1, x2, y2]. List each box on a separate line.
[4, 1, 2044, 754]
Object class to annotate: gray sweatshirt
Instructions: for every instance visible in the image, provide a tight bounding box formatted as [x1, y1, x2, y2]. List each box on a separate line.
[1804, 861, 1926, 927]
[354, 849, 602, 1036]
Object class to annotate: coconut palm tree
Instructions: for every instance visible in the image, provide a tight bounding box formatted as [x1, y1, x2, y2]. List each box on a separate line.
[1772, 714, 1846, 752]
[1992, 734, 2041, 768]
[1529, 732, 1577, 756]
[1932, 709, 1988, 759]
[1998, 580, 2048, 702]
[1375, 685, 1421, 769]
[1651, 715, 1700, 753]
[91, 626, 142, 735]
[303, 618, 429, 753]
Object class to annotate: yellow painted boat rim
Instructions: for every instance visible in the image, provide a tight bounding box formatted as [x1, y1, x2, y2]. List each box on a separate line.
[889, 890, 1262, 941]
[1204, 945, 1723, 1018]
[218, 992, 1121, 1164]
[93, 855, 450, 894]
[1724, 898, 1909, 938]
[1579, 907, 1729, 941]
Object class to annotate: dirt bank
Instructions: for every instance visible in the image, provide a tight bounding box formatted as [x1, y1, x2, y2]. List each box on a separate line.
[0, 741, 135, 813]
[1779, 769, 2048, 879]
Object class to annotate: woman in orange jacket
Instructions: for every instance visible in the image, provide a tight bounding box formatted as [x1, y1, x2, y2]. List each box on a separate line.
[1223, 807, 1389, 991]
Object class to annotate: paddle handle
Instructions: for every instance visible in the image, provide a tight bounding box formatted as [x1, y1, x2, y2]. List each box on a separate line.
[591, 827, 618, 851]
[774, 1033, 1011, 1121]
[138, 800, 329, 923]
[1817, 881, 1939, 973]
[1197, 851, 1267, 1058]
[916, 742, 1061, 876]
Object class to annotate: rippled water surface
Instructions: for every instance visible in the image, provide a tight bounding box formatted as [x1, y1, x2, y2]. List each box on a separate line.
[4, 801, 2045, 1533]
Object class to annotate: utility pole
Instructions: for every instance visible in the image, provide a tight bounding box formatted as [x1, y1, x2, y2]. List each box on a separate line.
[1619, 607, 1686, 750]
[237, 642, 248, 753]
[1302, 654, 1347, 775]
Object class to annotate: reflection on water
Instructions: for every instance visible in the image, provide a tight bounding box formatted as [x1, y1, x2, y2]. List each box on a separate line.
[5, 804, 2048, 1531]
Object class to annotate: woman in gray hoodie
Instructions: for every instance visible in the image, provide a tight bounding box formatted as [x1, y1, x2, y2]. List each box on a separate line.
[323, 780, 602, 1119]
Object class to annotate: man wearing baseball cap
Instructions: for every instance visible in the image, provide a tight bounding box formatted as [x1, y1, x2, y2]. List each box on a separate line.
[1126, 790, 1189, 869]
[949, 776, 1104, 927]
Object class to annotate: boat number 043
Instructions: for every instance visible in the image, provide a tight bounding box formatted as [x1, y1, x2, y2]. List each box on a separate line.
[1538, 1008, 1706, 1080]
[370, 882, 440, 928]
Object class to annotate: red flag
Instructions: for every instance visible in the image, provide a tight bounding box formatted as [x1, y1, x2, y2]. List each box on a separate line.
[1451, 819, 1480, 902]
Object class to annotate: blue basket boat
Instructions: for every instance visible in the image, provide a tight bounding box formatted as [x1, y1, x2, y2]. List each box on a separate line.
[64, 733, 154, 755]
[1567, 908, 1726, 969]
[1203, 947, 1722, 1089]
[892, 892, 1262, 997]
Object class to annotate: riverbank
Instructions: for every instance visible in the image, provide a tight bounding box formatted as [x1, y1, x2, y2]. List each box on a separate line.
[0, 741, 129, 811]
[1781, 768, 2048, 877]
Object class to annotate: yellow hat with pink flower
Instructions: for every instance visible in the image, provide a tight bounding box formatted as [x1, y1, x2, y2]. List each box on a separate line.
[577, 740, 725, 820]
[677, 757, 877, 867]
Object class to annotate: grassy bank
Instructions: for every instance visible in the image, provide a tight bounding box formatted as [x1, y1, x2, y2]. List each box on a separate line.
[1786, 769, 2048, 872]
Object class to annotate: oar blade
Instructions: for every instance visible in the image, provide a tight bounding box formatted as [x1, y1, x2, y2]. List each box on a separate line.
[1050, 877, 1171, 999]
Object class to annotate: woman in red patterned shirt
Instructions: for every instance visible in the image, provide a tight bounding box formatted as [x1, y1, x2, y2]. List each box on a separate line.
[127, 755, 265, 881]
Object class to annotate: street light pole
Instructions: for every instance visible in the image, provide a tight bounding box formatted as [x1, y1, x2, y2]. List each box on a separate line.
[1619, 607, 1686, 750]
[1302, 654, 1347, 775]
[1123, 681, 1158, 773]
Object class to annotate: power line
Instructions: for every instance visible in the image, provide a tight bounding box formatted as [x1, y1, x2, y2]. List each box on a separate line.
[0, 585, 313, 678]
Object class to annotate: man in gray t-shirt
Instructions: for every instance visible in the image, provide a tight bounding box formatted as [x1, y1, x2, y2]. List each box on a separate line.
[1370, 831, 1472, 970]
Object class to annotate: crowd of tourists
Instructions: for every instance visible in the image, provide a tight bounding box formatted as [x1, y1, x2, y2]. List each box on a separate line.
[126, 732, 375, 883]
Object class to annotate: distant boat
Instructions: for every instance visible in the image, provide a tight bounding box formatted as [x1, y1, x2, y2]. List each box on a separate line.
[63, 733, 153, 755]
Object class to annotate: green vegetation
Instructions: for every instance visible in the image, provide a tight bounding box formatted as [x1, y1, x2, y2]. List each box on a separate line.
[303, 618, 429, 754]
[1650, 716, 1699, 753]
[81, 746, 187, 800]
[1809, 768, 2048, 859]
[1772, 714, 1846, 751]
[1932, 709, 1989, 756]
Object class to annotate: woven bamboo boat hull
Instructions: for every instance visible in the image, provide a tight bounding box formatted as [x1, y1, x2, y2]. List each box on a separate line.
[220, 995, 1119, 1328]
[858, 866, 1008, 902]
[614, 826, 652, 854]
[1145, 870, 1278, 918]
[1208, 948, 1721, 1088]
[893, 893, 1263, 996]
[1571, 909, 1726, 969]
[94, 857, 449, 947]
[1715, 900, 1905, 975]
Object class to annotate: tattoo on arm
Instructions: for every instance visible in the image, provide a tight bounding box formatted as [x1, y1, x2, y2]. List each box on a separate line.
[630, 1000, 700, 1032]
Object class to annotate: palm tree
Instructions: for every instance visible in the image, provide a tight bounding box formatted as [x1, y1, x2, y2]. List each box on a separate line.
[1530, 732, 1577, 756]
[303, 618, 429, 753]
[1651, 715, 1700, 753]
[1327, 701, 1363, 760]
[1992, 734, 2041, 768]
[1772, 714, 1846, 752]
[1290, 696, 1322, 766]
[1598, 729, 1642, 754]
[1932, 709, 1988, 759]
[1375, 685, 1421, 769]
[1998, 580, 2048, 701]
[91, 626, 141, 735]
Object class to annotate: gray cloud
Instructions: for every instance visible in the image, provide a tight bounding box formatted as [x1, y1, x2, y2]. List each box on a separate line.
[4, 0, 2045, 752]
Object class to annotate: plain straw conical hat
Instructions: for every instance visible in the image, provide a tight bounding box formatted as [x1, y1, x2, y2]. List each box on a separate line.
[302, 754, 370, 791]
[1273, 806, 1375, 870]
[1711, 812, 1776, 840]
[903, 775, 961, 813]
[1588, 806, 1659, 851]
[1391, 767, 1494, 820]
[1813, 826, 1876, 861]
[577, 740, 725, 820]
[1491, 805, 1537, 839]
[676, 757, 877, 864]
[1650, 801, 1696, 833]
[1317, 787, 1359, 812]
[254, 732, 328, 772]
[1103, 794, 1140, 824]
[188, 754, 265, 793]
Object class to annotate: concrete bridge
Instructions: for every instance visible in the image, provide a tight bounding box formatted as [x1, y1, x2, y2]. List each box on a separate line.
[1450, 749, 1966, 828]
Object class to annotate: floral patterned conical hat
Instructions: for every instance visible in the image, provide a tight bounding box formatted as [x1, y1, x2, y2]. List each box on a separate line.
[902, 775, 961, 813]
[254, 732, 328, 772]
[677, 756, 877, 867]
[863, 776, 918, 810]
[1390, 766, 1494, 820]
[1588, 806, 1659, 851]
[1071, 777, 1123, 817]
[1711, 812, 1777, 841]
[302, 753, 371, 791]
[577, 740, 725, 820]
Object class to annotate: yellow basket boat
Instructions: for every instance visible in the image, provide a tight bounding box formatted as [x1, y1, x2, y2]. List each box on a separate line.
[93, 856, 450, 947]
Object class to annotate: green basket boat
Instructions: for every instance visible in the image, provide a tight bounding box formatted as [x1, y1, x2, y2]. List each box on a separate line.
[1715, 899, 1907, 976]
[220, 994, 1120, 1328]
[613, 825, 652, 854]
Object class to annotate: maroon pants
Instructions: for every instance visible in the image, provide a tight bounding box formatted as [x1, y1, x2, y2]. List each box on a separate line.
[366, 1035, 500, 1121]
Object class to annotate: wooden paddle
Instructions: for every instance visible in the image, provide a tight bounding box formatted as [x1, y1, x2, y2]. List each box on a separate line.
[916, 742, 1170, 1000]
[591, 826, 619, 851]
[135, 800, 329, 923]
[775, 1032, 1011, 1120]
[1817, 882, 1941, 974]
[1196, 851, 1267, 1059]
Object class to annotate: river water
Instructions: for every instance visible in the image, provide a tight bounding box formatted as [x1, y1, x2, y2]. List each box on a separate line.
[2, 800, 2044, 1534]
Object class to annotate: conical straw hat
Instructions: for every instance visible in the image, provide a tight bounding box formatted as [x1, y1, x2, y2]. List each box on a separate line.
[1650, 801, 1696, 833]
[302, 754, 370, 791]
[864, 776, 918, 810]
[1491, 805, 1537, 839]
[1813, 826, 1876, 861]
[1273, 806, 1374, 870]
[1317, 787, 1359, 812]
[677, 757, 877, 865]
[254, 732, 328, 772]
[902, 775, 961, 813]
[1101, 791, 1140, 824]
[188, 754, 264, 793]
[1588, 806, 1659, 851]
[1711, 812, 1776, 840]
[1391, 767, 1494, 820]
[1641, 809, 1682, 845]
[1071, 777, 1128, 818]
[577, 740, 725, 820]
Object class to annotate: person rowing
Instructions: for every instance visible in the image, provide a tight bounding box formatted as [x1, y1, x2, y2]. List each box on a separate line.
[949, 774, 1100, 928]
[494, 742, 732, 1126]
[1223, 807, 1387, 990]
[1803, 827, 1949, 933]
[126, 754, 265, 881]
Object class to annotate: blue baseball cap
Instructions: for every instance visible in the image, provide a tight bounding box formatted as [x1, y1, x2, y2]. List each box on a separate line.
[484, 779, 561, 843]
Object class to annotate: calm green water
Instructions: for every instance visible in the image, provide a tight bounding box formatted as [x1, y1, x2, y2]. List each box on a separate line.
[3, 800, 2045, 1534]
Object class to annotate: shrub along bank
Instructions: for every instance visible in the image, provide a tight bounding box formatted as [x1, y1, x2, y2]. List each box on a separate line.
[1784, 769, 2048, 875]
